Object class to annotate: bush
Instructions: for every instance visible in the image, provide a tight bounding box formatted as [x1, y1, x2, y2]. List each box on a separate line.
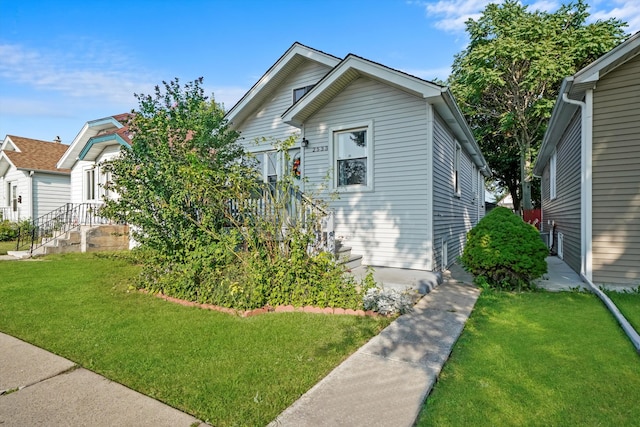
[0, 219, 32, 242]
[363, 287, 416, 316]
[461, 207, 548, 291]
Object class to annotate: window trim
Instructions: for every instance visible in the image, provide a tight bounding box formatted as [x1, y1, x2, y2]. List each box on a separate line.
[292, 85, 315, 104]
[329, 121, 374, 192]
[84, 166, 97, 202]
[549, 150, 557, 200]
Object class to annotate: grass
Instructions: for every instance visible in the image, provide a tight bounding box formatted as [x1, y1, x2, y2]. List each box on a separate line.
[418, 290, 640, 426]
[606, 288, 640, 331]
[0, 240, 16, 255]
[0, 252, 391, 426]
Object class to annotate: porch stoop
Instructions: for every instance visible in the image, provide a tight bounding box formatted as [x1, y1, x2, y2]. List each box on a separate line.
[31, 225, 129, 256]
[335, 240, 362, 270]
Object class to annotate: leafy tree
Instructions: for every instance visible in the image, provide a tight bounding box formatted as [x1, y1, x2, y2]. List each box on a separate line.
[450, 0, 626, 211]
[102, 78, 256, 289]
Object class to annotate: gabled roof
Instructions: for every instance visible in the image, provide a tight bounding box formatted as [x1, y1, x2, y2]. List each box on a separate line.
[225, 42, 341, 127]
[281, 53, 490, 176]
[534, 32, 640, 174]
[0, 135, 71, 177]
[57, 113, 132, 169]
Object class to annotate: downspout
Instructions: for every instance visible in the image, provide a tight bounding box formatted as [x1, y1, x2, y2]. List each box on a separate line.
[29, 170, 34, 221]
[563, 92, 639, 355]
[425, 103, 434, 271]
[561, 92, 592, 281]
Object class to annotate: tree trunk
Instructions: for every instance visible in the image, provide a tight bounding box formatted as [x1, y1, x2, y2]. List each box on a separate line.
[520, 141, 532, 211]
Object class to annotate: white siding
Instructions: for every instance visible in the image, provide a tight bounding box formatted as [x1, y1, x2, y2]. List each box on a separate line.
[70, 160, 92, 204]
[432, 112, 477, 271]
[2, 168, 30, 221]
[236, 60, 332, 150]
[33, 174, 70, 219]
[304, 77, 431, 270]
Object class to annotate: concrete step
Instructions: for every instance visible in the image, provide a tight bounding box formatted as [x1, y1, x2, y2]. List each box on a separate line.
[341, 254, 362, 271]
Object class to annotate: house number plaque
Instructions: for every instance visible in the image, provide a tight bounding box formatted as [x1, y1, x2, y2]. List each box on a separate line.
[312, 145, 328, 152]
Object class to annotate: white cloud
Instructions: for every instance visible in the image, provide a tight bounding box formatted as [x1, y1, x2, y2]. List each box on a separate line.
[411, 0, 493, 33]
[0, 43, 154, 106]
[589, 0, 640, 34]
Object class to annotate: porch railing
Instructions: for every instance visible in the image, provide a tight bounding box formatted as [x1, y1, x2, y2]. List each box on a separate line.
[15, 203, 114, 253]
[227, 186, 335, 254]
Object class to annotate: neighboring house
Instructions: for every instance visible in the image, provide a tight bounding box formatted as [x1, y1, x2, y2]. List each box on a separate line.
[534, 32, 640, 287]
[226, 43, 490, 271]
[0, 135, 70, 222]
[57, 114, 132, 206]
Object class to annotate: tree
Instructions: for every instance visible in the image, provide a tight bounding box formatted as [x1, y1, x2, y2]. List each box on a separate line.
[450, 0, 626, 211]
[102, 77, 256, 288]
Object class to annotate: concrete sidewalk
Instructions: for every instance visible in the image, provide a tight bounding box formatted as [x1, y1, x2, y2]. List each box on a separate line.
[269, 265, 479, 427]
[0, 333, 207, 427]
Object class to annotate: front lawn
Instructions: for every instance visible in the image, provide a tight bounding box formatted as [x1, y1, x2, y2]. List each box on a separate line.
[418, 291, 640, 426]
[0, 240, 16, 255]
[0, 252, 391, 426]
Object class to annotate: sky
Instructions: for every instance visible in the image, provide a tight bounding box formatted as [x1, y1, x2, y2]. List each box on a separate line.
[1, 0, 638, 145]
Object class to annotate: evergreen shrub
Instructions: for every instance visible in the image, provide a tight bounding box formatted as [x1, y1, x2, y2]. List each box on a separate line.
[461, 207, 548, 291]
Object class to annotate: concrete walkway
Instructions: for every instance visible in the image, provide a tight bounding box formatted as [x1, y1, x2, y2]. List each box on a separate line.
[269, 265, 479, 427]
[0, 333, 207, 426]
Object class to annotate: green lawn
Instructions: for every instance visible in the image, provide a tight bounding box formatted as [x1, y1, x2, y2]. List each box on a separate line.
[418, 290, 640, 426]
[0, 252, 391, 426]
[0, 240, 16, 255]
[606, 288, 640, 332]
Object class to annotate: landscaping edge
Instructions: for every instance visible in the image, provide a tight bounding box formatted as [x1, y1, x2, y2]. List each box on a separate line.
[139, 289, 383, 317]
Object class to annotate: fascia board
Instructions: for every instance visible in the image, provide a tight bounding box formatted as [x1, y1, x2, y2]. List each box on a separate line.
[533, 78, 578, 176]
[282, 55, 442, 126]
[574, 31, 640, 85]
[436, 88, 491, 176]
[78, 134, 130, 161]
[225, 43, 340, 126]
[0, 152, 15, 177]
[1, 136, 19, 152]
[57, 117, 124, 169]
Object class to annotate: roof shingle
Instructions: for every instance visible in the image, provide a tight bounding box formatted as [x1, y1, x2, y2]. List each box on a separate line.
[3, 136, 71, 174]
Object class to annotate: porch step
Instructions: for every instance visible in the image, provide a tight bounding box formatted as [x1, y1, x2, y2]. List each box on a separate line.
[341, 254, 363, 271]
[6, 251, 31, 259]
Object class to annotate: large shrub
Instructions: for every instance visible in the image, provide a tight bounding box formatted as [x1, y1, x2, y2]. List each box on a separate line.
[461, 207, 548, 291]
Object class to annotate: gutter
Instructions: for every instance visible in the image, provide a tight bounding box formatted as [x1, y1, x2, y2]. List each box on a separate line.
[581, 273, 640, 356]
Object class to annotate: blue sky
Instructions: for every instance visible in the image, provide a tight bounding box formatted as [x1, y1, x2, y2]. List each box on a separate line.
[1, 0, 638, 145]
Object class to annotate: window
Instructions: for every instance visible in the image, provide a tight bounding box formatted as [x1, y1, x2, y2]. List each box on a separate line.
[85, 168, 96, 201]
[549, 150, 557, 200]
[472, 164, 477, 202]
[335, 128, 368, 188]
[293, 85, 315, 103]
[10, 184, 17, 212]
[454, 143, 461, 196]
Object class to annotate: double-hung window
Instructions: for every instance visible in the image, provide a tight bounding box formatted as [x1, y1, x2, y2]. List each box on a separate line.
[334, 127, 370, 189]
[85, 168, 96, 201]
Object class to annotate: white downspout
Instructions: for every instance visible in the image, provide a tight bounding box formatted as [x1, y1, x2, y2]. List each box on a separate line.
[561, 91, 593, 281]
[425, 103, 434, 271]
[28, 170, 35, 221]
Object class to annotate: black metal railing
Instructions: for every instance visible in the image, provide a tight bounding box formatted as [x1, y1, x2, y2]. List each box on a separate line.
[15, 203, 114, 253]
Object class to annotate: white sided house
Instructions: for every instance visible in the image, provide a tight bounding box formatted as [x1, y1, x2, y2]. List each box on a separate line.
[20, 113, 135, 255]
[534, 32, 640, 288]
[0, 135, 70, 222]
[226, 43, 490, 272]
